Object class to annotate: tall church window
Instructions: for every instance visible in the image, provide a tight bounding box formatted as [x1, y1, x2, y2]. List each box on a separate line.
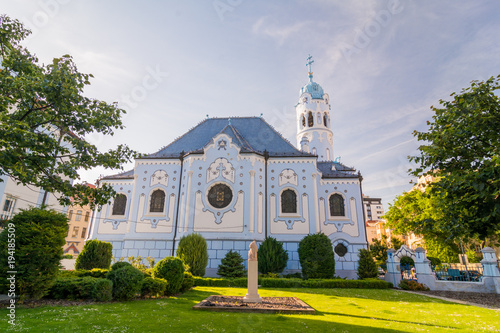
[308, 111, 313, 127]
[324, 113, 328, 127]
[281, 189, 297, 214]
[112, 194, 127, 215]
[301, 115, 306, 128]
[150, 189, 166, 213]
[329, 193, 345, 216]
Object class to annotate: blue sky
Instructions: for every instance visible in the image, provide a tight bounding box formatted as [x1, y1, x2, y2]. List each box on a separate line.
[3, 1, 500, 208]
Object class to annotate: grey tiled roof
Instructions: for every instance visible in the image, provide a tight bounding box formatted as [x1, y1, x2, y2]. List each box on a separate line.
[317, 161, 360, 179]
[146, 117, 314, 158]
[101, 169, 134, 180]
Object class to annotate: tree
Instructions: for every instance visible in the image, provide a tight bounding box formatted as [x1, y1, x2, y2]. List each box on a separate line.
[298, 233, 335, 279]
[357, 249, 378, 279]
[75, 240, 113, 270]
[390, 237, 404, 251]
[370, 237, 388, 266]
[410, 75, 500, 241]
[0, 207, 68, 300]
[176, 233, 209, 277]
[0, 16, 136, 208]
[217, 250, 246, 278]
[257, 237, 289, 275]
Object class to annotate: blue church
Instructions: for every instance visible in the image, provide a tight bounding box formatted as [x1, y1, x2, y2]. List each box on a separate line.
[89, 58, 369, 278]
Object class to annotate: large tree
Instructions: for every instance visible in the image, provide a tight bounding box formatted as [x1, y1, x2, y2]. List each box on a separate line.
[409, 75, 500, 241]
[0, 16, 136, 207]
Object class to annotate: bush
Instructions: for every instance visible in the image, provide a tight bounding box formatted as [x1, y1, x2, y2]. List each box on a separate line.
[75, 240, 113, 270]
[283, 272, 302, 279]
[192, 276, 392, 289]
[153, 257, 185, 295]
[0, 208, 68, 300]
[93, 278, 113, 302]
[181, 272, 195, 292]
[62, 254, 74, 259]
[141, 277, 168, 298]
[427, 256, 442, 267]
[259, 272, 280, 279]
[298, 233, 335, 279]
[176, 233, 209, 277]
[106, 266, 144, 301]
[58, 269, 109, 279]
[357, 249, 378, 279]
[399, 280, 429, 291]
[217, 250, 246, 278]
[49, 277, 98, 300]
[111, 261, 132, 271]
[257, 237, 289, 274]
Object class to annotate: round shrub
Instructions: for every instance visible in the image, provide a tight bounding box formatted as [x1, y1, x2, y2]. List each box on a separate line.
[153, 257, 185, 295]
[258, 237, 289, 274]
[93, 278, 113, 302]
[75, 240, 113, 270]
[106, 266, 144, 301]
[357, 249, 378, 279]
[217, 250, 246, 278]
[111, 261, 132, 271]
[298, 233, 335, 279]
[141, 277, 168, 298]
[176, 233, 209, 277]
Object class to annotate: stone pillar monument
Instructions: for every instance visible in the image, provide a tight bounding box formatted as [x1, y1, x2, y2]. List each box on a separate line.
[481, 247, 500, 294]
[244, 240, 262, 303]
[384, 248, 401, 287]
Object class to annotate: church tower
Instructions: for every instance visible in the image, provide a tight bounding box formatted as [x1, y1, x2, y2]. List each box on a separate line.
[296, 55, 334, 161]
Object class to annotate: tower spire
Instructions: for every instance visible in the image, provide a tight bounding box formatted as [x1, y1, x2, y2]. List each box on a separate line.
[306, 54, 314, 81]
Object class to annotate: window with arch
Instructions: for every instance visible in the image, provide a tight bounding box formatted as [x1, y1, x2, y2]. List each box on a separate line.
[281, 189, 297, 214]
[112, 194, 127, 216]
[301, 115, 306, 128]
[323, 113, 328, 127]
[308, 111, 313, 127]
[329, 193, 345, 216]
[150, 189, 166, 213]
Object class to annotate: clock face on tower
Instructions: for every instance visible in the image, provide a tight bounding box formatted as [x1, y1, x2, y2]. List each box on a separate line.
[207, 183, 233, 209]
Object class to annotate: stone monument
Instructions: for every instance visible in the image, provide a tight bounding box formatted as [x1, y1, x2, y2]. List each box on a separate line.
[243, 240, 262, 303]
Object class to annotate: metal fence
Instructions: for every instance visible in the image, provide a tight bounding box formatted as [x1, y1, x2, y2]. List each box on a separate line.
[432, 265, 483, 282]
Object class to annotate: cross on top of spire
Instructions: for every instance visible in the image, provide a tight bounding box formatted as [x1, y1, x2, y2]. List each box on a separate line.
[306, 54, 314, 81]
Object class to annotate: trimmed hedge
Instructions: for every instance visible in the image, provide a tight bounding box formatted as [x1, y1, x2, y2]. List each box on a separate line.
[58, 268, 109, 279]
[181, 272, 195, 292]
[48, 277, 112, 300]
[111, 262, 132, 271]
[176, 233, 209, 277]
[298, 233, 335, 279]
[257, 237, 288, 274]
[193, 276, 392, 289]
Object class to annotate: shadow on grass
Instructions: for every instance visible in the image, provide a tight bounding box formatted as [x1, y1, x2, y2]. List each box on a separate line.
[316, 310, 457, 330]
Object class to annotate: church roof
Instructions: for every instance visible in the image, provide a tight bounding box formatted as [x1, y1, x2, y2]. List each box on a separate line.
[146, 117, 315, 159]
[300, 79, 325, 99]
[317, 161, 360, 179]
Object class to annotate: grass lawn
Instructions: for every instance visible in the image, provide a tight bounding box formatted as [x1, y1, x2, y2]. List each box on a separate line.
[0, 287, 498, 332]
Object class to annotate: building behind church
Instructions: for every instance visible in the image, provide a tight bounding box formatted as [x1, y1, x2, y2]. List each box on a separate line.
[89, 59, 369, 278]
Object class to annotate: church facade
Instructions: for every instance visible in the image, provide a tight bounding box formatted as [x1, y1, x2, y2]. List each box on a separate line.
[89, 62, 368, 279]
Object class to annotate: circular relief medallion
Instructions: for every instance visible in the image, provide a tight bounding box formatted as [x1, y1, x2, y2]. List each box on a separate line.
[207, 183, 233, 209]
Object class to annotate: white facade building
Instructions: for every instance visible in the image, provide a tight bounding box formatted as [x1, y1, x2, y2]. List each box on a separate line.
[89, 60, 369, 278]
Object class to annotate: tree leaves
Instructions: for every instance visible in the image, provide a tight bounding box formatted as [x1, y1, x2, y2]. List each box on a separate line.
[0, 16, 137, 208]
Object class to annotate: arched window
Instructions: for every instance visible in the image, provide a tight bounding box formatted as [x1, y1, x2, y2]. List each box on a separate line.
[308, 111, 313, 127]
[329, 193, 345, 216]
[112, 194, 127, 215]
[281, 189, 297, 214]
[301, 115, 306, 128]
[150, 189, 166, 212]
[323, 113, 328, 126]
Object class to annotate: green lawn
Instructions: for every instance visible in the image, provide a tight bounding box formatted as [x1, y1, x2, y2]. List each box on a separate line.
[1, 287, 498, 332]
